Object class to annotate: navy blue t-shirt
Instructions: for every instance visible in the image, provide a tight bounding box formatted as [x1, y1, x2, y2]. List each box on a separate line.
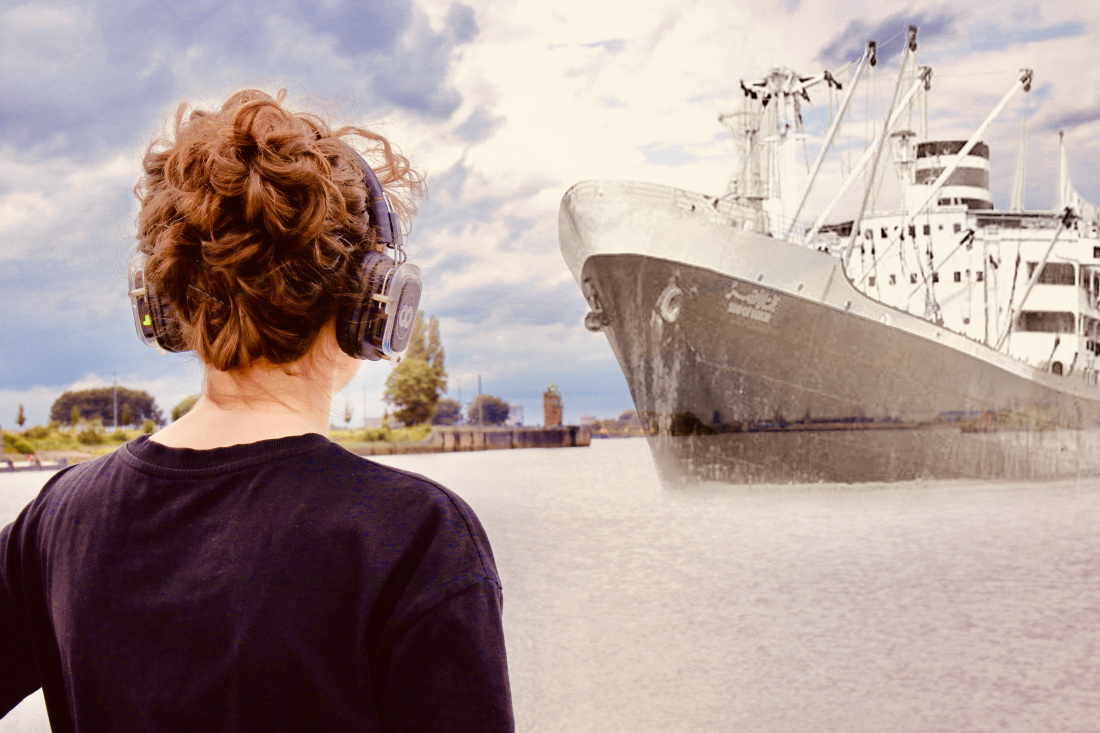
[0, 433, 513, 731]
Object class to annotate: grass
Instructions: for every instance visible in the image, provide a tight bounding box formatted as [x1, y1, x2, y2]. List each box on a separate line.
[2, 421, 152, 459]
[328, 423, 434, 451]
[2, 422, 437, 459]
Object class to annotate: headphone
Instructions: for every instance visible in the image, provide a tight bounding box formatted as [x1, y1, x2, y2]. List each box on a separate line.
[128, 146, 422, 362]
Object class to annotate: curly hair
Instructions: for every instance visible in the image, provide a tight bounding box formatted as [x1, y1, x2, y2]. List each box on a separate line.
[134, 89, 425, 371]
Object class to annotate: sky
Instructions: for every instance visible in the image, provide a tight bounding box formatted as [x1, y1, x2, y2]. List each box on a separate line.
[2, 0, 1100, 428]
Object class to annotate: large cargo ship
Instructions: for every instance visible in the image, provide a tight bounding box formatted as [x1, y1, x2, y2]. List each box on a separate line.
[559, 27, 1100, 483]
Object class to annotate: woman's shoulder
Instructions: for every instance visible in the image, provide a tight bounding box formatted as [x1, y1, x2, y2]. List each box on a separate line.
[317, 444, 503, 617]
[323, 443, 494, 554]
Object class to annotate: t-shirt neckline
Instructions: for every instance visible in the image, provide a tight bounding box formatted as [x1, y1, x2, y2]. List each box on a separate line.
[120, 432, 332, 476]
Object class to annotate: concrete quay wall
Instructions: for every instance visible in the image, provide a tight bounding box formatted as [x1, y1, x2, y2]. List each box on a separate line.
[428, 425, 591, 452]
[349, 426, 591, 456]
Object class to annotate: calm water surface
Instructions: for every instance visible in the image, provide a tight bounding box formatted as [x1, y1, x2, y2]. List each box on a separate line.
[2, 438, 1100, 731]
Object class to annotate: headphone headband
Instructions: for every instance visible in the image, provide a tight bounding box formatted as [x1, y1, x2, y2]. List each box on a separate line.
[347, 148, 404, 258]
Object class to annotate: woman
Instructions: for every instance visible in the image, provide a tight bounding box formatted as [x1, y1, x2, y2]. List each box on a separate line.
[0, 90, 513, 731]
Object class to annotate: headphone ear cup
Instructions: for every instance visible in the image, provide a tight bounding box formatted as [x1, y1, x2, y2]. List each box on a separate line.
[147, 289, 187, 352]
[338, 251, 394, 360]
[128, 252, 187, 353]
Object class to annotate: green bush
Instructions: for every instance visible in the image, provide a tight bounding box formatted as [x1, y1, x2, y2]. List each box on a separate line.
[364, 427, 392, 442]
[394, 424, 432, 442]
[141, 419, 155, 434]
[23, 424, 50, 439]
[12, 437, 36, 455]
[77, 421, 108, 446]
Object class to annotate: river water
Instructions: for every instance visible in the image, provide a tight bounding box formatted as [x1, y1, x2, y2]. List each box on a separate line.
[2, 438, 1100, 731]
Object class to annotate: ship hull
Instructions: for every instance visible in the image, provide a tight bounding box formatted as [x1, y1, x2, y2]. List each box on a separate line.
[560, 181, 1100, 483]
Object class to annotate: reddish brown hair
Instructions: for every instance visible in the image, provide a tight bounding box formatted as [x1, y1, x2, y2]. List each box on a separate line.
[135, 89, 424, 371]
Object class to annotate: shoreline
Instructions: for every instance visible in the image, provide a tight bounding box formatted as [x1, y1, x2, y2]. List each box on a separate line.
[3, 425, 592, 468]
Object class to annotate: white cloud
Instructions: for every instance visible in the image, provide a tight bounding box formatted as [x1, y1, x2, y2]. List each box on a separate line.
[0, 149, 139, 264]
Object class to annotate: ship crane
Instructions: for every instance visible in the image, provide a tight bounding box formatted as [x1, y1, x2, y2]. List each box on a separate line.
[720, 63, 846, 232]
[736, 67, 843, 139]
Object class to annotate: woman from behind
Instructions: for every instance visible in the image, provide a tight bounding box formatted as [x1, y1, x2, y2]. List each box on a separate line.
[0, 89, 513, 732]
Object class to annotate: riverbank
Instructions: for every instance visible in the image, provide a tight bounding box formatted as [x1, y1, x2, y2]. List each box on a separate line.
[2, 425, 591, 468]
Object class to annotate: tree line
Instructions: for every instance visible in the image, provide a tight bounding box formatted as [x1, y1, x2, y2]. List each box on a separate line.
[49, 387, 164, 427]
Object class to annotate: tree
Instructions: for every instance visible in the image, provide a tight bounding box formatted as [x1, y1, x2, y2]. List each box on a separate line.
[432, 398, 462, 425]
[384, 312, 447, 426]
[467, 395, 510, 426]
[15, 404, 25, 428]
[425, 316, 446, 390]
[385, 358, 442, 426]
[120, 403, 133, 427]
[343, 401, 354, 428]
[172, 395, 200, 422]
[51, 388, 163, 427]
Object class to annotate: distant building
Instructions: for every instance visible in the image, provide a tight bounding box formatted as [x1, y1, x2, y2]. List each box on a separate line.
[579, 413, 597, 427]
[543, 383, 562, 427]
[508, 404, 524, 426]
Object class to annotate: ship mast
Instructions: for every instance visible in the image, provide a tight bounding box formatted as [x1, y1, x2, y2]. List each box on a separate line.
[812, 65, 931, 246]
[844, 26, 921, 261]
[721, 63, 844, 237]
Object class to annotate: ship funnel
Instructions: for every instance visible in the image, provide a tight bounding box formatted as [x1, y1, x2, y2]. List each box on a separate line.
[911, 140, 993, 210]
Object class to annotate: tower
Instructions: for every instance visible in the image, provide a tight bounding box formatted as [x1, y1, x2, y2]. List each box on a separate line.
[543, 383, 562, 427]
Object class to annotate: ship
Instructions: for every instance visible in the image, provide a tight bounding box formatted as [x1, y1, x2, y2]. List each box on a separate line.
[559, 26, 1100, 483]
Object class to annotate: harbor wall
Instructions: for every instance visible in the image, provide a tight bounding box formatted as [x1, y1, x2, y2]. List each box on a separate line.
[3, 427, 593, 466]
[350, 425, 591, 456]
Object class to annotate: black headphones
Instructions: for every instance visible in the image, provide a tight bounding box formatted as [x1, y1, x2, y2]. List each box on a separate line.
[128, 147, 422, 362]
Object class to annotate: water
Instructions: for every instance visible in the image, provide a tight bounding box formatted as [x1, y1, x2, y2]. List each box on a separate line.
[3, 439, 1100, 731]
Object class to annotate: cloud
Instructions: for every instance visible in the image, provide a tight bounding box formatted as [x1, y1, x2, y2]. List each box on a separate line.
[0, 251, 164, 391]
[580, 39, 626, 54]
[0, 5, 177, 159]
[0, 0, 477, 159]
[445, 3, 479, 43]
[816, 9, 959, 69]
[641, 143, 701, 167]
[1044, 104, 1100, 133]
[436, 278, 585, 329]
[453, 105, 505, 143]
[970, 21, 1085, 53]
